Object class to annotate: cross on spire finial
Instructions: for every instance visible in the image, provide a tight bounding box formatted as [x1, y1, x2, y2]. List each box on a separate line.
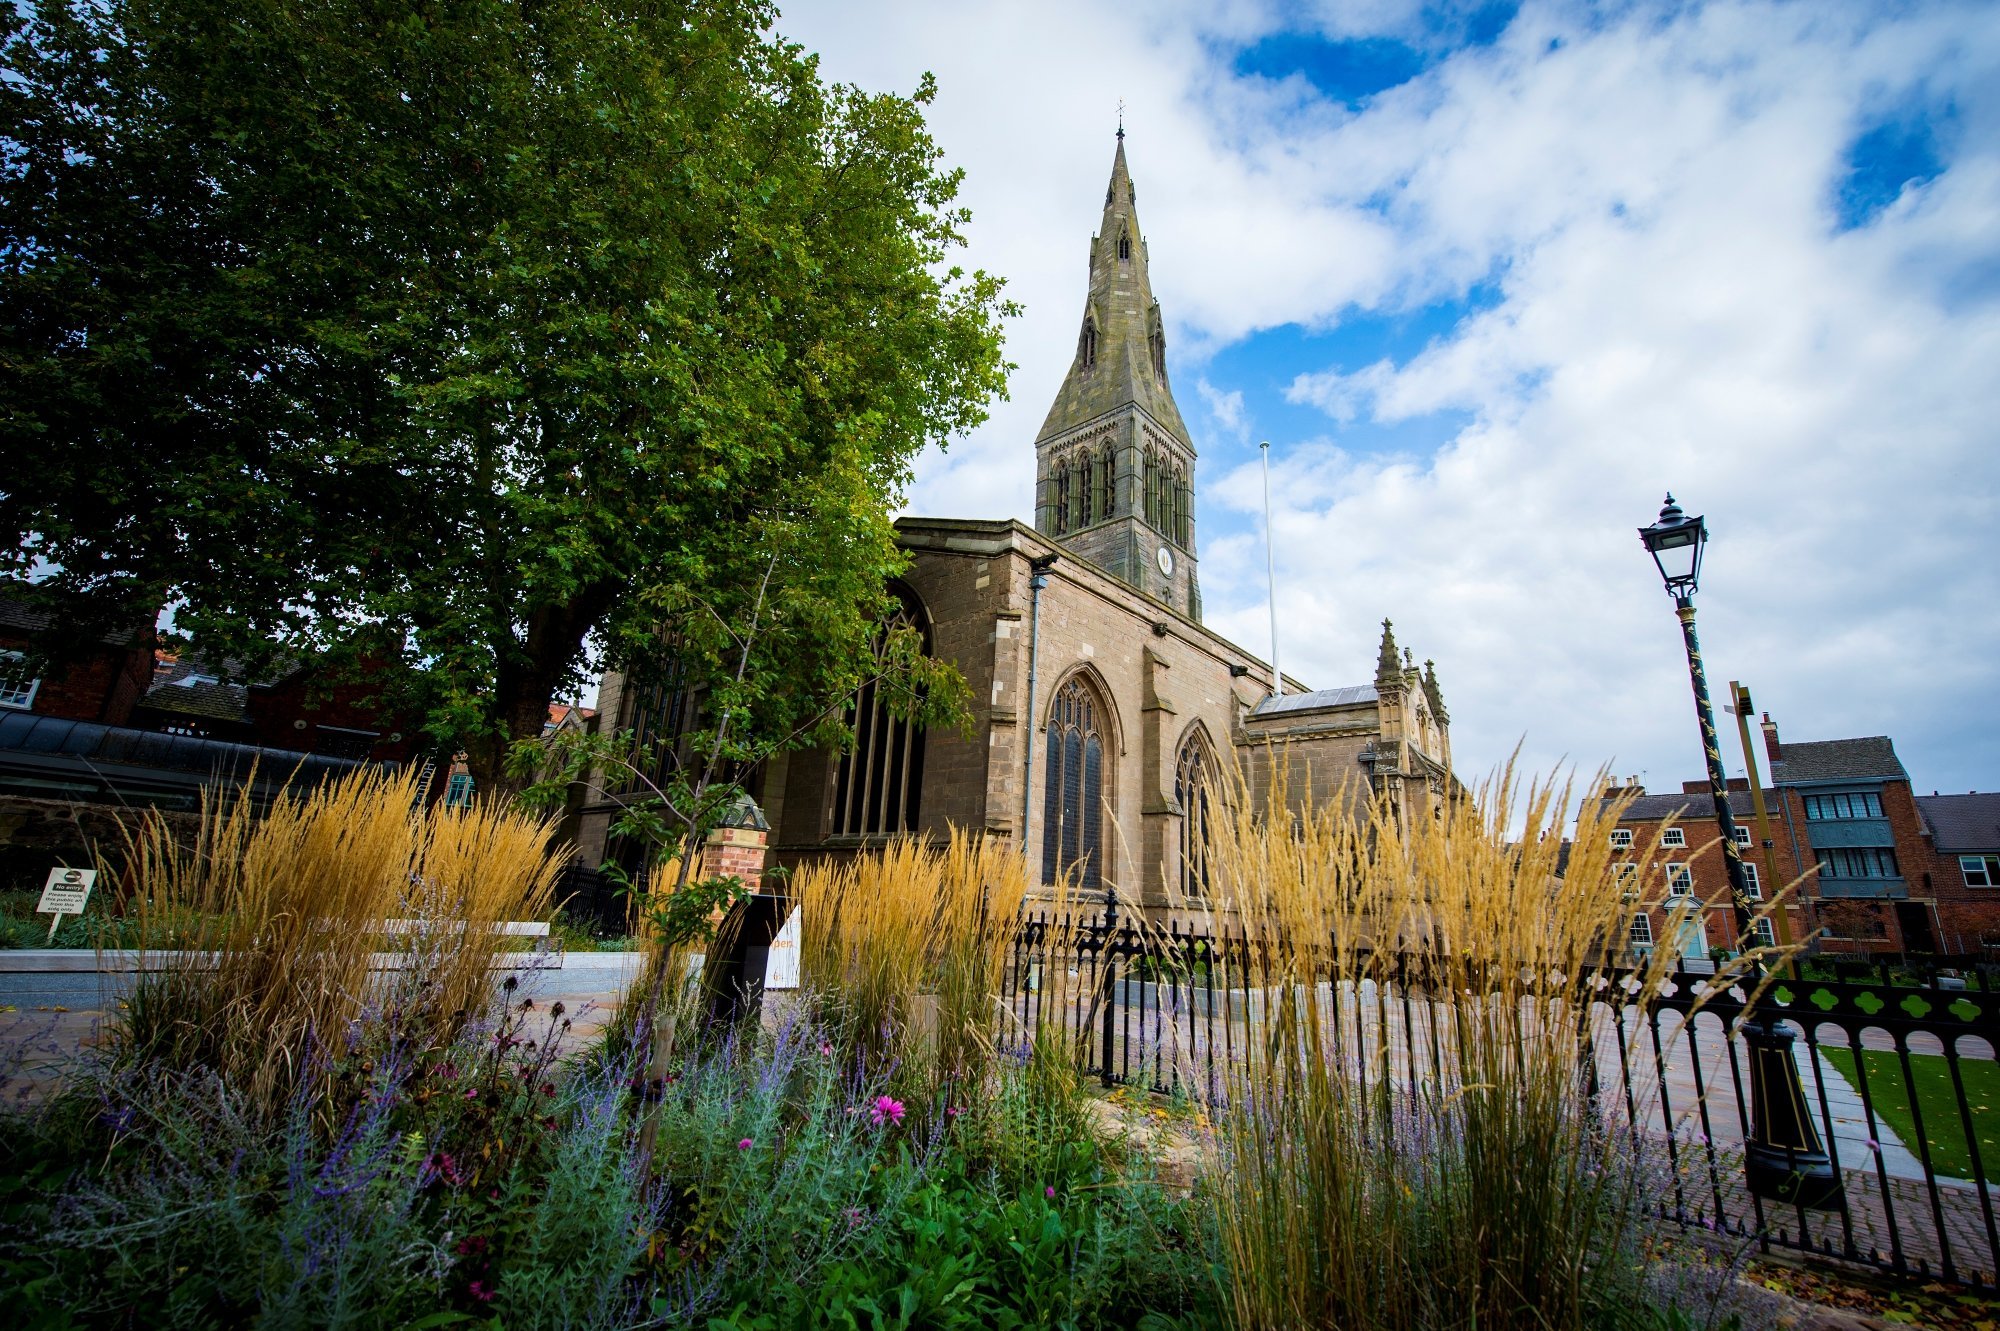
[1116, 99, 1125, 140]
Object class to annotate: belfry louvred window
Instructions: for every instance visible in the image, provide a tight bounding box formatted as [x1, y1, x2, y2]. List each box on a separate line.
[831, 588, 928, 837]
[1042, 677, 1105, 890]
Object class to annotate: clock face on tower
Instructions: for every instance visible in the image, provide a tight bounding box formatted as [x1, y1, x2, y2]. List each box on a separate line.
[1156, 545, 1175, 576]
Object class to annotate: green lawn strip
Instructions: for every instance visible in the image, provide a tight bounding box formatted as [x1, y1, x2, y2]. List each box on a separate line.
[1819, 1046, 1999, 1181]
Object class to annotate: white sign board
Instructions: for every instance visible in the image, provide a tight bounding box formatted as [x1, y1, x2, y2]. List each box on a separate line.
[38, 866, 96, 916]
[763, 905, 800, 990]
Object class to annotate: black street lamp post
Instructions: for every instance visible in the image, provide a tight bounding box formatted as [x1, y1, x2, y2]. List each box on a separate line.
[1639, 495, 1844, 1209]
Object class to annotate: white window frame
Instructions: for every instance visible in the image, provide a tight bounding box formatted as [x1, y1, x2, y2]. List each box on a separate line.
[1609, 828, 1634, 850]
[1629, 913, 1654, 948]
[1660, 827, 1687, 848]
[0, 651, 40, 711]
[1614, 862, 1640, 897]
[1666, 862, 1693, 896]
[1963, 855, 2000, 889]
[1733, 825, 1753, 846]
[1751, 917, 1776, 947]
[1739, 861, 1761, 899]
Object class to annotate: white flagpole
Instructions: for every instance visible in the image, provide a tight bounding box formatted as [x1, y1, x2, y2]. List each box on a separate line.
[1261, 440, 1282, 698]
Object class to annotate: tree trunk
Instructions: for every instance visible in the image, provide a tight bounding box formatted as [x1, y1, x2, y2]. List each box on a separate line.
[461, 582, 619, 798]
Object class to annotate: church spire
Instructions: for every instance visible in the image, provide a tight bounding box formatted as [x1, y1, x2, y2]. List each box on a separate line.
[1036, 134, 1190, 445]
[1033, 132, 1201, 620]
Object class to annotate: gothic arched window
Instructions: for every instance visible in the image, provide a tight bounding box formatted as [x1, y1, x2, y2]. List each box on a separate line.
[1086, 451, 1105, 526]
[1042, 677, 1106, 890]
[1100, 445, 1117, 518]
[1173, 466, 1190, 546]
[1080, 318, 1097, 369]
[1176, 729, 1218, 900]
[1142, 449, 1161, 530]
[1053, 462, 1071, 535]
[1117, 229, 1131, 261]
[831, 588, 929, 837]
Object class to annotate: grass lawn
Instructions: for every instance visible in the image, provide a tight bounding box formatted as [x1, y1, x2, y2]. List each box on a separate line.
[1820, 1046, 1999, 1181]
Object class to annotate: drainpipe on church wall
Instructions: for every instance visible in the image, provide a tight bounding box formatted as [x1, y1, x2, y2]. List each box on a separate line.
[1020, 553, 1059, 865]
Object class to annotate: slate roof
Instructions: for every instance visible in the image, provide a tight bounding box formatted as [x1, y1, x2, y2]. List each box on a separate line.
[1917, 792, 2000, 852]
[1611, 790, 1767, 823]
[1250, 684, 1377, 717]
[0, 595, 150, 647]
[143, 655, 251, 722]
[1768, 736, 1907, 784]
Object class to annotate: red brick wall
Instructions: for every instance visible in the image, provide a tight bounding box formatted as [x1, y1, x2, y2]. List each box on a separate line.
[1613, 796, 1812, 960]
[246, 664, 421, 762]
[0, 630, 153, 725]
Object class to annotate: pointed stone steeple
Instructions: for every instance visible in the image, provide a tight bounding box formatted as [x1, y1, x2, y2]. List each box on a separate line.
[1037, 135, 1189, 443]
[1375, 620, 1401, 687]
[1034, 132, 1201, 620]
[1422, 659, 1448, 723]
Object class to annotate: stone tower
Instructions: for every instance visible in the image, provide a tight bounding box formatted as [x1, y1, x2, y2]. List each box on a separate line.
[1034, 132, 1201, 620]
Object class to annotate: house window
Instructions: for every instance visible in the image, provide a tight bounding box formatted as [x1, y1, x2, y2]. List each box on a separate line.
[1042, 676, 1106, 891]
[1804, 792, 1884, 820]
[1615, 863, 1640, 898]
[0, 653, 40, 710]
[1666, 863, 1693, 896]
[1818, 847, 1900, 879]
[1175, 730, 1217, 900]
[1961, 855, 2000, 888]
[1609, 828, 1634, 850]
[831, 590, 929, 838]
[1734, 825, 1753, 846]
[1739, 860, 1761, 899]
[1629, 913, 1654, 948]
[1751, 917, 1776, 947]
[444, 772, 476, 809]
[1661, 827, 1686, 847]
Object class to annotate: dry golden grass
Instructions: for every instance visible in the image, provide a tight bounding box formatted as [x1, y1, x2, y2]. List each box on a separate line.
[114, 766, 563, 1118]
[792, 830, 1029, 1093]
[1194, 759, 1788, 1331]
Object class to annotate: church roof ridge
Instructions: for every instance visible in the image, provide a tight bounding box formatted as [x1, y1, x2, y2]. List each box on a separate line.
[1036, 135, 1191, 447]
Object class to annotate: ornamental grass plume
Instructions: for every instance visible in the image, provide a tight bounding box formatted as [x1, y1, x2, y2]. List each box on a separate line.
[1198, 758, 1690, 1331]
[792, 828, 1029, 1096]
[114, 766, 562, 1120]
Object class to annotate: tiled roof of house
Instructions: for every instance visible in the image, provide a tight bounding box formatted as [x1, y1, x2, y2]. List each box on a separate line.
[1768, 736, 1906, 784]
[0, 595, 151, 647]
[143, 656, 251, 722]
[1611, 790, 1767, 822]
[1250, 684, 1376, 717]
[1917, 792, 2000, 852]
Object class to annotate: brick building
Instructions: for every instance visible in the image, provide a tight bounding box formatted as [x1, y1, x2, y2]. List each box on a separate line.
[133, 651, 422, 764]
[1607, 719, 1996, 961]
[1603, 778, 1810, 965]
[0, 596, 156, 727]
[1913, 792, 2000, 955]
[577, 134, 1459, 912]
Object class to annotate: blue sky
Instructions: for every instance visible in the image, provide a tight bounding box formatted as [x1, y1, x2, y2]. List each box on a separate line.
[774, 0, 2000, 802]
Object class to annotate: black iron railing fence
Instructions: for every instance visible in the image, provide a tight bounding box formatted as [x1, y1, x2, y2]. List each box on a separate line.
[1002, 903, 2000, 1289]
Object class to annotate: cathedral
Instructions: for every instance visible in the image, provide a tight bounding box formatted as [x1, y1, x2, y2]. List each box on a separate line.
[580, 135, 1456, 912]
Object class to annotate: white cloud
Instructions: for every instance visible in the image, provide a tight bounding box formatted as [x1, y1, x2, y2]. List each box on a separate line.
[1196, 377, 1251, 441]
[780, 0, 2000, 795]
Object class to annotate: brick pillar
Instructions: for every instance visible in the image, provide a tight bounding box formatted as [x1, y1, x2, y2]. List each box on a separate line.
[699, 823, 769, 894]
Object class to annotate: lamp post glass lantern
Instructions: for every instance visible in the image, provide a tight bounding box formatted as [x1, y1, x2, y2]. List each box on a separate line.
[1638, 494, 1843, 1209]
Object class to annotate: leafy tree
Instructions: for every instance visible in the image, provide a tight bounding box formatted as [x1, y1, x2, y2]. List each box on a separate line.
[0, 0, 1013, 786]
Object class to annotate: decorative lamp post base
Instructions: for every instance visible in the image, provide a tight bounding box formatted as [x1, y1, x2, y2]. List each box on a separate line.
[1741, 1019, 1845, 1209]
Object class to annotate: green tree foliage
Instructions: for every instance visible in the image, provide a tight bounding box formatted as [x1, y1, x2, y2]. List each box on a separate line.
[0, 0, 1013, 784]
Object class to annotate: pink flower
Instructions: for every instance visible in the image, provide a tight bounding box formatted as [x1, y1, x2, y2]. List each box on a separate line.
[738, 1137, 754, 1151]
[869, 1096, 906, 1127]
[469, 1280, 494, 1303]
[819, 1042, 835, 1057]
[463, 1088, 479, 1100]
[946, 1106, 965, 1119]
[1045, 1185, 1056, 1199]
